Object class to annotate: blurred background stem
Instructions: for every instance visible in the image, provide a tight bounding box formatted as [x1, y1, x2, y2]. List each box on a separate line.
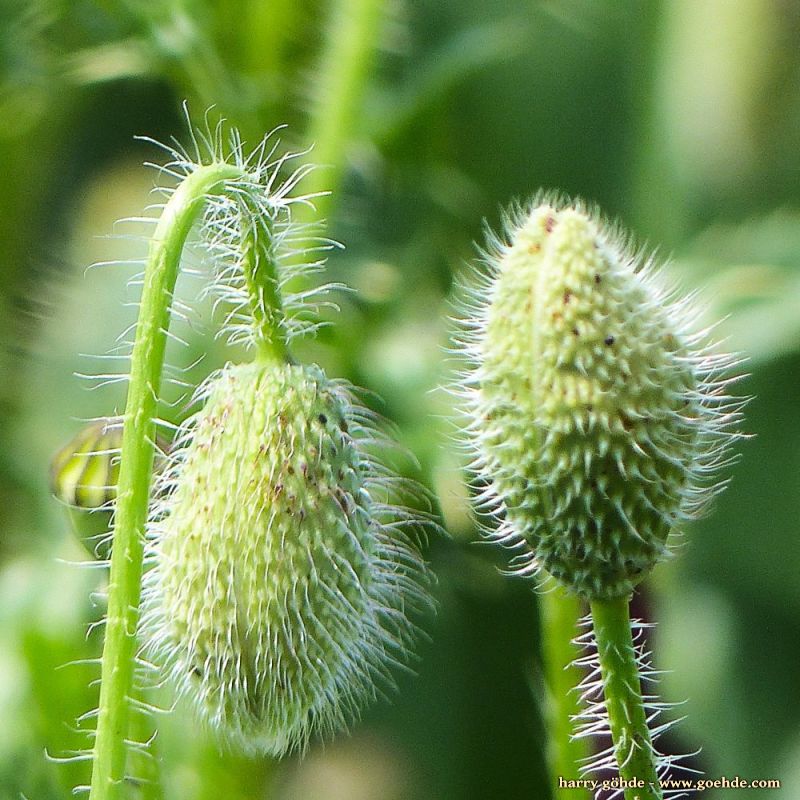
[539, 586, 591, 798]
[298, 0, 385, 233]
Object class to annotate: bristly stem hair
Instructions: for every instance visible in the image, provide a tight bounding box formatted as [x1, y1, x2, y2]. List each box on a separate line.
[590, 597, 661, 800]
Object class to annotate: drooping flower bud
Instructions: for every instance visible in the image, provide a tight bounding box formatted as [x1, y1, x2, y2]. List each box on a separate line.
[459, 200, 743, 599]
[141, 360, 430, 755]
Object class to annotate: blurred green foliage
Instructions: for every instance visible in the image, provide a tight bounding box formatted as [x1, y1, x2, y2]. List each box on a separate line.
[1, 0, 799, 798]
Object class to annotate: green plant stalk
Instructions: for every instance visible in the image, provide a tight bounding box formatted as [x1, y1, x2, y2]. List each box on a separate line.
[590, 596, 662, 800]
[240, 213, 289, 363]
[300, 0, 384, 228]
[89, 162, 242, 800]
[242, 0, 298, 82]
[539, 586, 591, 797]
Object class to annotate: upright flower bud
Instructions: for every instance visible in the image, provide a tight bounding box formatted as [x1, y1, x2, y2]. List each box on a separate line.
[142, 360, 430, 755]
[459, 200, 743, 599]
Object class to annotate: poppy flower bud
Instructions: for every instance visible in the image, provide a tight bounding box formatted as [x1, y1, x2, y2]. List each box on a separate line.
[142, 360, 430, 755]
[461, 201, 743, 599]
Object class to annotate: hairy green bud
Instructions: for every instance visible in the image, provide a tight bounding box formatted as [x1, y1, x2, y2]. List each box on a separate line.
[142, 360, 430, 755]
[458, 200, 744, 599]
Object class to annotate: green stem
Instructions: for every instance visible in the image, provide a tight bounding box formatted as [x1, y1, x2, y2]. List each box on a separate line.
[89, 162, 241, 800]
[539, 587, 591, 798]
[242, 0, 298, 84]
[299, 0, 385, 230]
[240, 212, 289, 363]
[590, 596, 662, 800]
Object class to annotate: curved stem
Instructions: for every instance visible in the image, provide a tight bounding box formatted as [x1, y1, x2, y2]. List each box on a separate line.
[89, 162, 241, 800]
[590, 596, 662, 800]
[539, 587, 591, 798]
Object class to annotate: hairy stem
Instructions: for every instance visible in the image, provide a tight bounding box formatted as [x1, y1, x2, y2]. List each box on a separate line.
[90, 162, 241, 800]
[240, 211, 289, 363]
[539, 587, 591, 797]
[590, 596, 662, 800]
[127, 687, 163, 800]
